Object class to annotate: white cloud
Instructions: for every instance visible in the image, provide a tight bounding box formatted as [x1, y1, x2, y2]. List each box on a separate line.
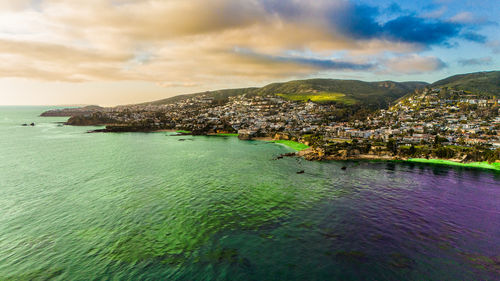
[383, 55, 447, 74]
[0, 0, 466, 85]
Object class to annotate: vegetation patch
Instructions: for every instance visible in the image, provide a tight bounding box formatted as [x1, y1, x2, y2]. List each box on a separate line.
[176, 130, 192, 134]
[407, 158, 500, 171]
[276, 92, 357, 104]
[270, 140, 310, 151]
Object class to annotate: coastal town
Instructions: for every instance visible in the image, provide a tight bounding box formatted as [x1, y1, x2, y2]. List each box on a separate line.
[44, 87, 500, 164]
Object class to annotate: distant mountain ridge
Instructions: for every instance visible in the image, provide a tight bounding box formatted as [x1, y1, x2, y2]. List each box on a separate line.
[142, 79, 429, 108]
[133, 71, 499, 108]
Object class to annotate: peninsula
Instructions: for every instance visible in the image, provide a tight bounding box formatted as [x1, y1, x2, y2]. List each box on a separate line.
[42, 71, 500, 170]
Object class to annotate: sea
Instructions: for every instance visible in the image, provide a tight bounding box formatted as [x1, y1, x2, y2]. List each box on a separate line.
[0, 106, 499, 280]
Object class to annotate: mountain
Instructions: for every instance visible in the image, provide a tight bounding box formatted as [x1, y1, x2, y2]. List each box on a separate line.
[142, 79, 428, 108]
[256, 79, 428, 107]
[430, 71, 500, 95]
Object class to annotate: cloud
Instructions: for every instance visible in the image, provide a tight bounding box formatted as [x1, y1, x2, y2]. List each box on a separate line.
[322, 2, 483, 46]
[382, 16, 461, 45]
[233, 48, 374, 71]
[420, 6, 447, 19]
[458, 57, 493, 66]
[384, 55, 447, 74]
[279, 57, 373, 70]
[449, 12, 497, 25]
[460, 32, 487, 43]
[0, 0, 33, 12]
[0, 38, 133, 81]
[0, 0, 492, 85]
[156, 82, 200, 88]
[487, 40, 500, 54]
[450, 12, 477, 24]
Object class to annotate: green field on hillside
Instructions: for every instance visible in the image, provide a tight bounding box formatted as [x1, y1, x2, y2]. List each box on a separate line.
[276, 92, 357, 104]
[270, 140, 310, 151]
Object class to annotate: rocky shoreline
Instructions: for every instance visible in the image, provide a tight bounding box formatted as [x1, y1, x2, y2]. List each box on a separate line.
[54, 115, 500, 171]
[288, 147, 401, 161]
[279, 148, 500, 171]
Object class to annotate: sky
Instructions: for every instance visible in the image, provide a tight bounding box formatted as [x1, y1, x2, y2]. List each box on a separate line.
[0, 0, 499, 106]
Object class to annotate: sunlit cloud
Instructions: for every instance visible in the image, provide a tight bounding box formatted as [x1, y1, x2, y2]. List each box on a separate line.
[383, 55, 447, 74]
[0, 0, 495, 89]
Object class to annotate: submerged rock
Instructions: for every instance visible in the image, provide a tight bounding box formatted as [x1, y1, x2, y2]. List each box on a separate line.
[273, 152, 296, 160]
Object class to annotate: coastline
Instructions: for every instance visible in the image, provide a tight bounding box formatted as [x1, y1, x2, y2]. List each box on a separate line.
[79, 125, 500, 172]
[176, 132, 311, 152]
[404, 158, 500, 171]
[319, 156, 500, 172]
[268, 140, 310, 151]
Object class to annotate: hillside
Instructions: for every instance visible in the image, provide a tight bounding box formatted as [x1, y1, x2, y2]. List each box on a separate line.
[40, 105, 104, 117]
[256, 79, 427, 107]
[143, 88, 259, 106]
[431, 71, 500, 95]
[142, 79, 428, 108]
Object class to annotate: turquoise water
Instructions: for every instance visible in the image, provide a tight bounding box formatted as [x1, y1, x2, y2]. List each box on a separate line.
[0, 107, 499, 280]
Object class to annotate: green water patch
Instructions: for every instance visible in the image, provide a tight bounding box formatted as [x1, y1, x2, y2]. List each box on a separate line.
[103, 165, 333, 265]
[3, 107, 500, 280]
[269, 140, 309, 151]
[2, 267, 65, 281]
[406, 158, 500, 171]
[176, 130, 192, 134]
[460, 252, 500, 275]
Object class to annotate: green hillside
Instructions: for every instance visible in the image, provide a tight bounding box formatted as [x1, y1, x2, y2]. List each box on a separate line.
[431, 71, 500, 95]
[132, 71, 500, 108]
[256, 79, 427, 107]
[143, 79, 428, 108]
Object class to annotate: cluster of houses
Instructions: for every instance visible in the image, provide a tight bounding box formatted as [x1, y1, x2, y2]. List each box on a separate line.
[74, 88, 500, 150]
[355, 88, 500, 148]
[89, 94, 331, 136]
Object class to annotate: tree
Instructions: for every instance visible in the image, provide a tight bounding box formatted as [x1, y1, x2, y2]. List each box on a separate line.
[409, 145, 416, 156]
[387, 138, 398, 155]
